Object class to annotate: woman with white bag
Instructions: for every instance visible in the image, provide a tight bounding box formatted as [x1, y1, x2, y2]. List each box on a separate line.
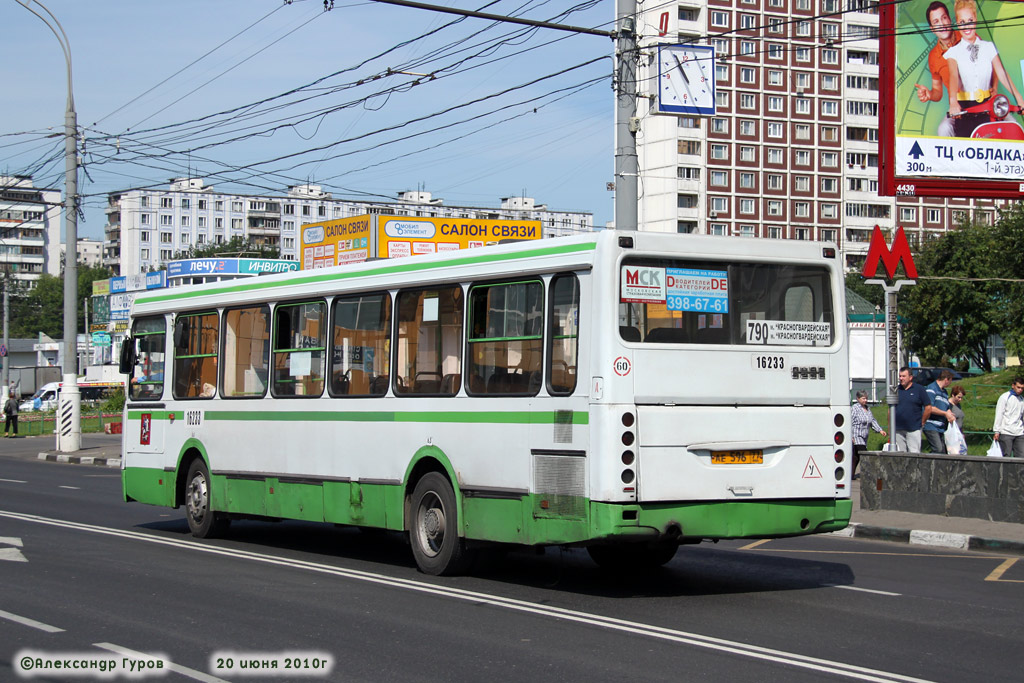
[944, 385, 969, 455]
[852, 391, 887, 479]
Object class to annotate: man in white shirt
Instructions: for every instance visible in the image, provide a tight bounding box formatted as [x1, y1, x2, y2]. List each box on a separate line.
[992, 377, 1024, 457]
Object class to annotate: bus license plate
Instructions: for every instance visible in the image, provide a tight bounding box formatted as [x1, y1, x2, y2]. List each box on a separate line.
[711, 450, 763, 465]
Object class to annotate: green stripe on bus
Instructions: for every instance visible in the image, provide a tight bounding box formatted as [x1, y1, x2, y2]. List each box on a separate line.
[134, 241, 597, 305]
[127, 409, 587, 424]
[203, 410, 588, 424]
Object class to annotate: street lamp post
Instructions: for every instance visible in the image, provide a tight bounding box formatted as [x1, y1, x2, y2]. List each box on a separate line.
[18, 0, 80, 451]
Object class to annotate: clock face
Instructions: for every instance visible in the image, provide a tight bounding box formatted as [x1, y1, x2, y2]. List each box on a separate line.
[658, 44, 715, 116]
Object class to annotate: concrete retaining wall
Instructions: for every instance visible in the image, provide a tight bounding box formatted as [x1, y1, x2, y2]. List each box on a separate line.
[860, 451, 1024, 523]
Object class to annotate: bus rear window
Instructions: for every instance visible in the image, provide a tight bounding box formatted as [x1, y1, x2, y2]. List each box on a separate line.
[619, 259, 834, 346]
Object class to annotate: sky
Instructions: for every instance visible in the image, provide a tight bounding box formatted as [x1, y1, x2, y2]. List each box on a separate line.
[1, 0, 616, 241]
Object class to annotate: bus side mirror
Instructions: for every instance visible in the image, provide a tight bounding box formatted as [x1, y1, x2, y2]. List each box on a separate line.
[119, 336, 137, 375]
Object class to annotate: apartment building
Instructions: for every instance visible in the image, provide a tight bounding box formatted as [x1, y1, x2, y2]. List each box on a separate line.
[636, 0, 1010, 270]
[0, 175, 62, 283]
[103, 180, 595, 276]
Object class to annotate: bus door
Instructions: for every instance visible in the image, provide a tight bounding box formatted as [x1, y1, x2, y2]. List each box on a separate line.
[124, 316, 169, 459]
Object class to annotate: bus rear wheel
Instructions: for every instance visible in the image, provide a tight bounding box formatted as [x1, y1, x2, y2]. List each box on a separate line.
[409, 472, 474, 576]
[184, 459, 229, 538]
[587, 542, 678, 572]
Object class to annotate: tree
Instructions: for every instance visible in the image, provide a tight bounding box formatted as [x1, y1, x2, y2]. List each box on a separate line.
[991, 203, 1024, 357]
[5, 263, 113, 340]
[845, 271, 884, 309]
[900, 221, 1000, 372]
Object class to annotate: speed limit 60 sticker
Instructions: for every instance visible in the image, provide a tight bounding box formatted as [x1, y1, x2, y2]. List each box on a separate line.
[613, 356, 632, 376]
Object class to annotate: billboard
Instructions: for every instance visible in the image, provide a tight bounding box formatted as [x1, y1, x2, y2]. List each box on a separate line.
[166, 258, 298, 278]
[300, 215, 543, 270]
[881, 0, 1024, 198]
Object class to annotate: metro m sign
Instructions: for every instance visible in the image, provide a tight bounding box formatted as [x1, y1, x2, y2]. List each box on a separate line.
[861, 226, 917, 280]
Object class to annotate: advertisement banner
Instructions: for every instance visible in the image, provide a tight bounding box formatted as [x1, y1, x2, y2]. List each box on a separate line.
[885, 0, 1024, 196]
[374, 215, 542, 259]
[91, 294, 110, 324]
[301, 216, 371, 270]
[299, 215, 542, 269]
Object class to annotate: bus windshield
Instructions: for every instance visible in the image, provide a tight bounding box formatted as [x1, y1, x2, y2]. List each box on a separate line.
[619, 258, 834, 346]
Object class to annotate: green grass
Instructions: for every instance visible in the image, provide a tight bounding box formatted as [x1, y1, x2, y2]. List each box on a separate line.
[15, 410, 122, 437]
[865, 368, 1022, 455]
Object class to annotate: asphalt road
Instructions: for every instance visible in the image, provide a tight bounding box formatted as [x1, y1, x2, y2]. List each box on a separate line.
[1, 442, 1022, 682]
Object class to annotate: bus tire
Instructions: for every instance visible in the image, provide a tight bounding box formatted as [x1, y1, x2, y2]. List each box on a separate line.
[184, 459, 229, 538]
[587, 542, 678, 571]
[409, 472, 474, 576]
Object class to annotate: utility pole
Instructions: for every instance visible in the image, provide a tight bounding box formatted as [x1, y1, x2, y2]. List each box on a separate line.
[614, 0, 638, 232]
[18, 0, 81, 451]
[3, 279, 9, 396]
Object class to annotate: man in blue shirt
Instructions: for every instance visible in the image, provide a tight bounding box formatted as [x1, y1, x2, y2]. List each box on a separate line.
[923, 369, 957, 453]
[894, 366, 931, 452]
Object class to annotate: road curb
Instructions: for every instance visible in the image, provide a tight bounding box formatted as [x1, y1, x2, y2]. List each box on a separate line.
[37, 452, 121, 468]
[838, 522, 1024, 556]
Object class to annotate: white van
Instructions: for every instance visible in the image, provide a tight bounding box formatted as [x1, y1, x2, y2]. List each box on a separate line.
[20, 382, 59, 412]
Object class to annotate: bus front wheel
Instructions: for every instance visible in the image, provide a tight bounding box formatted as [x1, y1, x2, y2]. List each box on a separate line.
[184, 459, 229, 538]
[409, 473, 474, 576]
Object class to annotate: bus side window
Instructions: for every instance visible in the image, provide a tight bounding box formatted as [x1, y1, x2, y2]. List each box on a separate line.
[222, 305, 270, 398]
[395, 286, 463, 396]
[547, 274, 580, 395]
[467, 280, 543, 396]
[330, 292, 392, 397]
[272, 301, 326, 398]
[172, 312, 219, 400]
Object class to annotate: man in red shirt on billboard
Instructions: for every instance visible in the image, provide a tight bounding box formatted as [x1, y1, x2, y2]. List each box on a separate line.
[915, 1, 961, 136]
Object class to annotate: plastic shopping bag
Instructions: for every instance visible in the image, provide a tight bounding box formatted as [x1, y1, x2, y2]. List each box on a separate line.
[944, 422, 968, 455]
[986, 440, 1004, 458]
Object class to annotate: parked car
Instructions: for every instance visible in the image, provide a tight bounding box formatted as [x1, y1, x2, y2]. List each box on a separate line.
[911, 367, 962, 386]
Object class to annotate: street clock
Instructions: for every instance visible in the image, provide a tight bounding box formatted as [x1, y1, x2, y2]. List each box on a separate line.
[657, 44, 716, 116]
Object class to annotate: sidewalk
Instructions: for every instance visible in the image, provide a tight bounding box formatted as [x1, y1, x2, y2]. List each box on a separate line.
[845, 479, 1024, 554]
[25, 437, 1024, 556]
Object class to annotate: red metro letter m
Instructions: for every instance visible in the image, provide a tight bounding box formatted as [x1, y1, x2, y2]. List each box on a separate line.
[861, 225, 918, 280]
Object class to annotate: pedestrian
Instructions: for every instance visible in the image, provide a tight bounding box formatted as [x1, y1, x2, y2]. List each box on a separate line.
[3, 390, 18, 438]
[948, 384, 966, 432]
[923, 370, 957, 453]
[894, 366, 930, 452]
[992, 376, 1024, 457]
[852, 390, 886, 479]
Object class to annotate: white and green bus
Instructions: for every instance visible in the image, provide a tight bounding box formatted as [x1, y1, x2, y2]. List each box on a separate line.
[120, 230, 852, 575]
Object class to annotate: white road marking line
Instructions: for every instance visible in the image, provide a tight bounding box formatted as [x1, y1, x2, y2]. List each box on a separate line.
[0, 608, 64, 633]
[94, 642, 229, 683]
[0, 536, 24, 547]
[58, 486, 80, 490]
[0, 478, 27, 483]
[1, 510, 933, 683]
[829, 585, 902, 597]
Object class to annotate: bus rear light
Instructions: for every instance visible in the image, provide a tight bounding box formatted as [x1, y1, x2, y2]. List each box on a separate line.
[834, 413, 844, 427]
[621, 469, 635, 484]
[834, 449, 844, 463]
[622, 431, 635, 446]
[834, 467, 845, 480]
[834, 431, 844, 445]
[621, 412, 635, 427]
[621, 450, 635, 465]
[623, 486, 635, 492]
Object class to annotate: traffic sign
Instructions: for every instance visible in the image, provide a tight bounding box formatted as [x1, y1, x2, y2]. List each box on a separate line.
[0, 344, 6, 357]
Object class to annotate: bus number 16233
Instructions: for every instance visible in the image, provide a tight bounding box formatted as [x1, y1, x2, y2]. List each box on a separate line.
[752, 355, 786, 370]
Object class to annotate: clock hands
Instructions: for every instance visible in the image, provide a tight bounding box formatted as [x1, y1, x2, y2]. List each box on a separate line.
[671, 51, 701, 106]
